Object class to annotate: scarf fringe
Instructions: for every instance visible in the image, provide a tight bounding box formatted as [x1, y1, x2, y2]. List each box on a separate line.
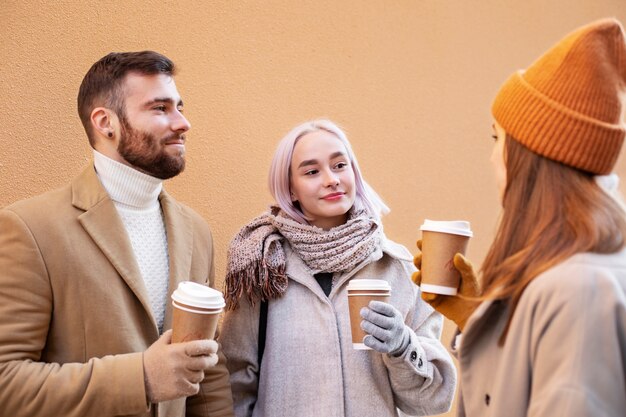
[224, 260, 287, 310]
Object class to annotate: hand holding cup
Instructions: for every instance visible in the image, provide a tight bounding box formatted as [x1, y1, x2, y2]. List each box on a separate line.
[347, 279, 391, 350]
[412, 239, 481, 331]
[143, 330, 219, 403]
[360, 301, 410, 356]
[143, 281, 225, 403]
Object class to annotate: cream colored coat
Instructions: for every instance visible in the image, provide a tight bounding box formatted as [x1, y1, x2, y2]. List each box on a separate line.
[456, 250, 626, 417]
[220, 237, 456, 417]
[0, 165, 234, 417]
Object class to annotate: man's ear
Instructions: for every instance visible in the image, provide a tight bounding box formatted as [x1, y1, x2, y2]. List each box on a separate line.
[90, 107, 118, 140]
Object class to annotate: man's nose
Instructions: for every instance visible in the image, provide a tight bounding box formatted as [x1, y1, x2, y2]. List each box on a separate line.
[172, 110, 191, 132]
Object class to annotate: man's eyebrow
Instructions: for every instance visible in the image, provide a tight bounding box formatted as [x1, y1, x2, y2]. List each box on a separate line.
[144, 97, 184, 107]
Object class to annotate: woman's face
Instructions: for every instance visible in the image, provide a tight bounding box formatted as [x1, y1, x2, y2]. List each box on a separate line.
[289, 130, 356, 230]
[491, 122, 507, 203]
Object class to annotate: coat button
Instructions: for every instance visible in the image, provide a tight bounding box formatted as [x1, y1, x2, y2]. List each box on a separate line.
[410, 351, 417, 361]
[485, 394, 490, 406]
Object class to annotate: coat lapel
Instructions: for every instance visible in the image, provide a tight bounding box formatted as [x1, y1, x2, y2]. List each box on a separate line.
[72, 165, 156, 330]
[160, 191, 193, 330]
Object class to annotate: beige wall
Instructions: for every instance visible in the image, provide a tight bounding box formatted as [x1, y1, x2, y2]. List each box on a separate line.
[2, 1, 625, 415]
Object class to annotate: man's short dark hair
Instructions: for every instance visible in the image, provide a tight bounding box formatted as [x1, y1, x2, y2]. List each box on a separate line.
[77, 51, 175, 146]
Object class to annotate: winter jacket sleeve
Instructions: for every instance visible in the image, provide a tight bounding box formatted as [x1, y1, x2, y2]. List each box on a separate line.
[524, 261, 626, 417]
[381, 259, 457, 416]
[219, 296, 261, 417]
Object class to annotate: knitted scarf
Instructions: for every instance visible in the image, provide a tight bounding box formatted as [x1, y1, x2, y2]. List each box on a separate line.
[224, 206, 381, 310]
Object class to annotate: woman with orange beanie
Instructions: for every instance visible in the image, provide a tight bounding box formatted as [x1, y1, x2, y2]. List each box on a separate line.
[414, 18, 626, 416]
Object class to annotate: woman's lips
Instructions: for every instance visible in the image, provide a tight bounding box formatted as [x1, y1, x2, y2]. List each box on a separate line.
[322, 192, 344, 200]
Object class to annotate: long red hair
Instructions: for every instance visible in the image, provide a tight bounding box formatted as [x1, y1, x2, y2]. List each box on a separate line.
[480, 135, 626, 344]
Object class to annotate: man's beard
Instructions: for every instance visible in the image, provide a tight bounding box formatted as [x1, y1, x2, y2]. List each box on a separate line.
[117, 117, 186, 180]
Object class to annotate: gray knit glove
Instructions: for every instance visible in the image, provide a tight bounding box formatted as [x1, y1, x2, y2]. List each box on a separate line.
[360, 301, 410, 356]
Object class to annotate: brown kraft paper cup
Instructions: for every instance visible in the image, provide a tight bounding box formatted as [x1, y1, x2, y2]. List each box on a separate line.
[420, 230, 470, 295]
[348, 289, 390, 350]
[171, 301, 222, 343]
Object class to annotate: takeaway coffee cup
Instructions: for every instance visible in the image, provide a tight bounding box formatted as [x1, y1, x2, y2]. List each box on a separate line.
[347, 279, 391, 350]
[171, 281, 225, 343]
[419, 219, 473, 296]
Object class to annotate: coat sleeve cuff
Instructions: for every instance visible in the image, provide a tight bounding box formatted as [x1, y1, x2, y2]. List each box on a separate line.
[96, 351, 150, 415]
[382, 329, 429, 378]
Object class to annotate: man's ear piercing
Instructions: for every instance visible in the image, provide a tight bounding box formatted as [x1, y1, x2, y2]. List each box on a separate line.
[107, 131, 113, 138]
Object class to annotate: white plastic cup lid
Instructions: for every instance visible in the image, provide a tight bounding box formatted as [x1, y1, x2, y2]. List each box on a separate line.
[171, 281, 225, 309]
[420, 219, 473, 237]
[346, 279, 391, 291]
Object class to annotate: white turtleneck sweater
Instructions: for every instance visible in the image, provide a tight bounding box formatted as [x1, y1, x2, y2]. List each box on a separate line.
[93, 150, 169, 333]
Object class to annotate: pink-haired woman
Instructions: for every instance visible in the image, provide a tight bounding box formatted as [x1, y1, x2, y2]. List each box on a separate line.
[220, 119, 456, 416]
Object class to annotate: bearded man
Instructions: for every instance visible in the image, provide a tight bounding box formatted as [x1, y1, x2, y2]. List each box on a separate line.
[0, 51, 234, 417]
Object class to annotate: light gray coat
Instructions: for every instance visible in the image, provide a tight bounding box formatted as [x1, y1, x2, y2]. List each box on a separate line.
[455, 250, 626, 417]
[220, 236, 456, 417]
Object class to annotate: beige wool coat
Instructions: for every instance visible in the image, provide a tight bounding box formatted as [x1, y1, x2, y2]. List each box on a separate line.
[0, 165, 234, 417]
[455, 250, 626, 417]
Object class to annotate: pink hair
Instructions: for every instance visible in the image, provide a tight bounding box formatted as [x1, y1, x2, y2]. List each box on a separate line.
[268, 119, 389, 224]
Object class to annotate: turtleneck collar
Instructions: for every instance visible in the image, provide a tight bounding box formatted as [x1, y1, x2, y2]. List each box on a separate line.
[93, 149, 163, 210]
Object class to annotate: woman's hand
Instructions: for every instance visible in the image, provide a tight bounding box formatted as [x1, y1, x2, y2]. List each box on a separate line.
[412, 240, 482, 331]
[360, 301, 410, 356]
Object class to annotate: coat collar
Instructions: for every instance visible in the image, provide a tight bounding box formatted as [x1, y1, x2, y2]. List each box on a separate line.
[72, 164, 193, 333]
[459, 298, 508, 354]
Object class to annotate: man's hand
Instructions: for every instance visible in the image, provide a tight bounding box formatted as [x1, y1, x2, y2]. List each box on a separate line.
[360, 301, 410, 356]
[143, 330, 219, 403]
[412, 240, 481, 331]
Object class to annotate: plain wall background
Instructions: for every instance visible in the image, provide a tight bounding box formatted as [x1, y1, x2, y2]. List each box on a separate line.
[2, 1, 625, 415]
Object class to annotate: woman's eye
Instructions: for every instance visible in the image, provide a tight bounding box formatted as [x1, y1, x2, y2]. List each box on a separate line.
[335, 162, 348, 169]
[304, 169, 318, 176]
[491, 134, 498, 142]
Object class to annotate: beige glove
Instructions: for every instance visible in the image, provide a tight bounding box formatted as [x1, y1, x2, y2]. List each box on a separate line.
[412, 240, 482, 331]
[143, 330, 219, 403]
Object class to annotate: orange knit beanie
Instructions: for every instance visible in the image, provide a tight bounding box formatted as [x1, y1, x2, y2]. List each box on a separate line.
[492, 18, 626, 174]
